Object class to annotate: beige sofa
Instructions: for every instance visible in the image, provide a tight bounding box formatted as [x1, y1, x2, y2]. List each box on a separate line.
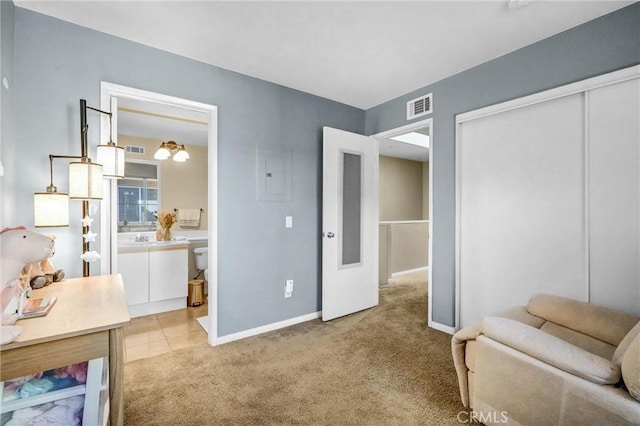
[452, 294, 640, 425]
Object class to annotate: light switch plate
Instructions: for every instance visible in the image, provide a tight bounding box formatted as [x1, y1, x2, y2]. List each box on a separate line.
[285, 216, 293, 228]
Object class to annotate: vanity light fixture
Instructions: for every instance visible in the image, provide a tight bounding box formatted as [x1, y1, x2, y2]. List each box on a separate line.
[154, 140, 189, 162]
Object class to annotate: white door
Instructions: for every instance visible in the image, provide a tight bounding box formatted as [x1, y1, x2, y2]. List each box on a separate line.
[322, 127, 378, 321]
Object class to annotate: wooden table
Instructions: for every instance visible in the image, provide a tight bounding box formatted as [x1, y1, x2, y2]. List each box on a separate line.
[1, 274, 130, 425]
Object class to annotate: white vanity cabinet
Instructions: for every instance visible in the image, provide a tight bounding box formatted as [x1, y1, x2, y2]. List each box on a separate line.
[118, 250, 148, 305]
[149, 248, 188, 301]
[118, 242, 189, 317]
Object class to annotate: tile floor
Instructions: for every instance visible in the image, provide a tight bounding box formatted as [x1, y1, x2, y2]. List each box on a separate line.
[124, 302, 209, 363]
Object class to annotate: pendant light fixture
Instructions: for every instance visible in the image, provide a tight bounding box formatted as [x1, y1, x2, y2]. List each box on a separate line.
[69, 157, 103, 199]
[34, 155, 69, 227]
[96, 109, 125, 179]
[33, 99, 123, 277]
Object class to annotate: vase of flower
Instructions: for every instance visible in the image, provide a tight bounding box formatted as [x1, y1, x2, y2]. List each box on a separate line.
[157, 211, 177, 242]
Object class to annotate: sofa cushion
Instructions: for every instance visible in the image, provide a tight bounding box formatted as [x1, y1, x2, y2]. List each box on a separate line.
[491, 306, 546, 329]
[527, 294, 639, 346]
[613, 320, 640, 368]
[540, 322, 616, 360]
[621, 333, 640, 401]
[481, 317, 620, 385]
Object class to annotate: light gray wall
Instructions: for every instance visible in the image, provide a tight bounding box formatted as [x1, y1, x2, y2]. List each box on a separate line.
[1, 0, 16, 227]
[9, 8, 364, 336]
[365, 3, 640, 327]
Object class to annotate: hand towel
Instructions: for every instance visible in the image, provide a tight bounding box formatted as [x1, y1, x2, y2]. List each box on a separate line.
[178, 209, 201, 227]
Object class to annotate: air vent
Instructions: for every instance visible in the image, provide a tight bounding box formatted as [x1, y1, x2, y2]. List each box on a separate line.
[407, 93, 433, 120]
[125, 145, 145, 155]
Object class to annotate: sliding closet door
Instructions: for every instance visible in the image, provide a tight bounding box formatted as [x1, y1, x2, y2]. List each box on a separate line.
[458, 94, 587, 327]
[588, 79, 640, 316]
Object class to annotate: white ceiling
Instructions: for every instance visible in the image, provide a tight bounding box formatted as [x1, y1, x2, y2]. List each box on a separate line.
[15, 0, 632, 110]
[116, 97, 209, 146]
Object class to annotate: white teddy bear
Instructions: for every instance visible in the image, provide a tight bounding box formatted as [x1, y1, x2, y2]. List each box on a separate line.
[1, 227, 55, 345]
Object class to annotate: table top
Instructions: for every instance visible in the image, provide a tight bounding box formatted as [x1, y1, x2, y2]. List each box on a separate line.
[1, 274, 131, 350]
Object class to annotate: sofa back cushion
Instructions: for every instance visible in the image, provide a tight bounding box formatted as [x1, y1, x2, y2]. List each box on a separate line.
[540, 322, 616, 360]
[481, 317, 620, 385]
[621, 333, 640, 401]
[613, 320, 640, 368]
[527, 294, 638, 346]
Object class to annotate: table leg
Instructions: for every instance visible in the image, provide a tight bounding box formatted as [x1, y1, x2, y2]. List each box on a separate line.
[109, 327, 125, 426]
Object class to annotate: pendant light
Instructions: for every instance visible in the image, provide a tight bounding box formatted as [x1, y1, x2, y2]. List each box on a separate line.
[69, 157, 103, 199]
[34, 155, 69, 227]
[33, 99, 117, 277]
[96, 110, 125, 178]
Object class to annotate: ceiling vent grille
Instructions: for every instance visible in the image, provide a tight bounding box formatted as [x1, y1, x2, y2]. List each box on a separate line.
[125, 145, 145, 155]
[407, 93, 433, 120]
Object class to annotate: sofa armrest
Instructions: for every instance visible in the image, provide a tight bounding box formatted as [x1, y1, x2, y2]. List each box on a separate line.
[481, 317, 620, 385]
[452, 324, 481, 407]
[527, 294, 638, 346]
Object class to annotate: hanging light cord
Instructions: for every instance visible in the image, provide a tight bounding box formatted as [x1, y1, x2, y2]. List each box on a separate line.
[47, 154, 83, 189]
[86, 105, 114, 144]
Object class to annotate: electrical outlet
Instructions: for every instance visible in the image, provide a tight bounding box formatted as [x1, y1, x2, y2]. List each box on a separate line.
[285, 279, 294, 298]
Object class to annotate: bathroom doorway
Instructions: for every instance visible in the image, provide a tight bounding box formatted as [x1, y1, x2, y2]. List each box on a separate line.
[99, 82, 219, 345]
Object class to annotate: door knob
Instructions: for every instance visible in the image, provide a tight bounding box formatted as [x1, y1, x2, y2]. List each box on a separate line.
[325, 232, 335, 239]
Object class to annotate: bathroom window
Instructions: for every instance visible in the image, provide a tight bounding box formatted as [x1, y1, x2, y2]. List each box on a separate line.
[117, 161, 159, 230]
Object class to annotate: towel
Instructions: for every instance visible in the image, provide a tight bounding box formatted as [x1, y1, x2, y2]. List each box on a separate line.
[178, 208, 201, 228]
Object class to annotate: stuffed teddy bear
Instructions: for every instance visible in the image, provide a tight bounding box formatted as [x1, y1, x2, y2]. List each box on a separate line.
[23, 236, 64, 290]
[1, 227, 54, 345]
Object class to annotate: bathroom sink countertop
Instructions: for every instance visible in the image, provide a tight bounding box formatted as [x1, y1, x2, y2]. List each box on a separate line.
[118, 239, 190, 251]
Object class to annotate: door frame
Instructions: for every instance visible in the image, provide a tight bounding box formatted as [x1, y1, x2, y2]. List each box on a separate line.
[371, 117, 434, 328]
[99, 82, 219, 345]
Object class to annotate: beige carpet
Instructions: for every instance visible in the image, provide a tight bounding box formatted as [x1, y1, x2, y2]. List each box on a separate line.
[124, 275, 464, 425]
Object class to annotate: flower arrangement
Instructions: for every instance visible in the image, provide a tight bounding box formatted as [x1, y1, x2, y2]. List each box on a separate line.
[157, 211, 177, 241]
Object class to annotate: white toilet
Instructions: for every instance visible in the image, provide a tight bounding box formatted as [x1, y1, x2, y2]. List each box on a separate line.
[193, 247, 209, 282]
[192, 247, 209, 332]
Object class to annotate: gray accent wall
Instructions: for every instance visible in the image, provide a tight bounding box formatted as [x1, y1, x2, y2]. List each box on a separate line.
[1, 0, 16, 227]
[8, 7, 364, 336]
[366, 3, 640, 327]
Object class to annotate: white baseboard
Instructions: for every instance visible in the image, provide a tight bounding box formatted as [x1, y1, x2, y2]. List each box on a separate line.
[214, 311, 322, 345]
[128, 298, 186, 318]
[390, 266, 429, 278]
[429, 320, 456, 335]
[196, 316, 209, 333]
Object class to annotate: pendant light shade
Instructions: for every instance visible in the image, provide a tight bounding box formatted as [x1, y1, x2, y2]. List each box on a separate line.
[34, 188, 69, 227]
[69, 159, 103, 200]
[97, 142, 125, 178]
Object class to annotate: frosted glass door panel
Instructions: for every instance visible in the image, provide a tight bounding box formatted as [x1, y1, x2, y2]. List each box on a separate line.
[588, 79, 640, 316]
[459, 93, 587, 327]
[341, 152, 362, 266]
